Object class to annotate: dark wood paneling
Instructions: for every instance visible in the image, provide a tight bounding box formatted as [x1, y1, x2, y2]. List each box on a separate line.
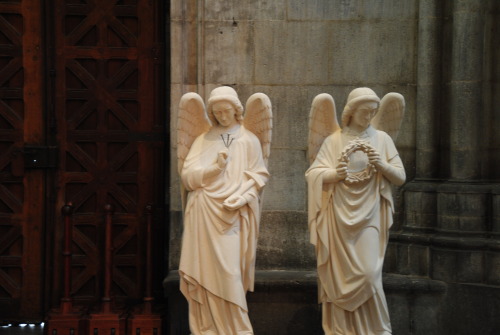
[1, 0, 165, 322]
[52, 0, 164, 308]
[0, 0, 45, 321]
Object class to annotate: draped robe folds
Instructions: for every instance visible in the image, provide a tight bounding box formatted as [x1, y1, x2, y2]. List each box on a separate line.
[306, 126, 405, 335]
[179, 125, 269, 335]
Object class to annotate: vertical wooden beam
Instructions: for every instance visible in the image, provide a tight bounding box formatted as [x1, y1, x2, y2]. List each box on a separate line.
[46, 204, 87, 335]
[87, 204, 126, 335]
[127, 205, 162, 335]
[21, 0, 45, 320]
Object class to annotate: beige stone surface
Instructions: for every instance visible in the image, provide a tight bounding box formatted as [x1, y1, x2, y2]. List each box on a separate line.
[306, 87, 406, 334]
[166, 1, 500, 333]
[177, 86, 272, 334]
[169, 0, 419, 270]
[203, 0, 286, 21]
[203, 21, 255, 84]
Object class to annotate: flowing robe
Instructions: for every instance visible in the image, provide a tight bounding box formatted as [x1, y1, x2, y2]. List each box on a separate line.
[305, 126, 405, 335]
[179, 125, 269, 335]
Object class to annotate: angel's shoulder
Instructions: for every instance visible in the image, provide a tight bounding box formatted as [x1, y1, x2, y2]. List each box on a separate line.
[241, 126, 261, 143]
[319, 131, 340, 148]
[375, 128, 391, 138]
[324, 132, 337, 142]
[191, 129, 210, 143]
[374, 128, 397, 146]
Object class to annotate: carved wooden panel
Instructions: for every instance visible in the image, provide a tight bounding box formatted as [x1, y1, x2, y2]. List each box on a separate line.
[52, 0, 163, 307]
[0, 0, 45, 321]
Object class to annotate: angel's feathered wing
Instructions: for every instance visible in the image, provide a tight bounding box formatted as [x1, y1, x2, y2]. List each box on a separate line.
[243, 93, 272, 167]
[371, 92, 405, 141]
[176, 92, 211, 175]
[177, 92, 211, 211]
[308, 93, 340, 164]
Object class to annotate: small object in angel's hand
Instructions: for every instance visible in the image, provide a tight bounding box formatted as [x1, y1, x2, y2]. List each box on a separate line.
[339, 140, 376, 184]
[221, 133, 234, 148]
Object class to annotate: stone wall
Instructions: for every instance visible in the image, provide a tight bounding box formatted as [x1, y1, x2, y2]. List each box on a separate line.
[385, 1, 500, 333]
[167, 0, 500, 333]
[169, 0, 419, 271]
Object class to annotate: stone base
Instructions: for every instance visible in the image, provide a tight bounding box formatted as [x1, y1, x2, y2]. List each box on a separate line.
[163, 271, 453, 335]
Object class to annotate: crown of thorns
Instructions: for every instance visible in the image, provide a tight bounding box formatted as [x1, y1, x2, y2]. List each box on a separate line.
[338, 139, 377, 184]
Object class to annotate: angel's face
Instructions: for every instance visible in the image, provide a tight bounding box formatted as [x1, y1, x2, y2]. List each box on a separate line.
[350, 101, 378, 131]
[212, 101, 238, 128]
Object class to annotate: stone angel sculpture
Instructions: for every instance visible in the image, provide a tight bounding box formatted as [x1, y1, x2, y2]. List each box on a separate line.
[176, 86, 272, 335]
[305, 87, 406, 335]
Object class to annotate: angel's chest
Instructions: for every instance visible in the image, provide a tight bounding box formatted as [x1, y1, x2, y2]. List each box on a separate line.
[198, 139, 247, 162]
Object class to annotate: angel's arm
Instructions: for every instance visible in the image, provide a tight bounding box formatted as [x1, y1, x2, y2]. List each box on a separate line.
[312, 143, 347, 184]
[223, 171, 267, 210]
[381, 155, 405, 186]
[223, 138, 269, 210]
[181, 147, 229, 190]
[201, 150, 228, 182]
[222, 179, 256, 210]
[322, 162, 348, 183]
[306, 135, 345, 186]
[368, 151, 405, 185]
[367, 136, 405, 186]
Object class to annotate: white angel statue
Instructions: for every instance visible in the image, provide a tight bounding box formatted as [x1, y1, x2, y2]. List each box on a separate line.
[176, 86, 272, 335]
[305, 87, 406, 335]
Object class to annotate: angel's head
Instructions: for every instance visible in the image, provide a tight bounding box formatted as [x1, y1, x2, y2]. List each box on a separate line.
[342, 87, 380, 130]
[207, 86, 244, 126]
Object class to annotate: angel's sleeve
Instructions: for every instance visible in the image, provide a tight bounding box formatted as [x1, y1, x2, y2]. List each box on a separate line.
[243, 133, 270, 192]
[305, 135, 337, 245]
[180, 135, 208, 191]
[306, 134, 337, 183]
[379, 132, 405, 186]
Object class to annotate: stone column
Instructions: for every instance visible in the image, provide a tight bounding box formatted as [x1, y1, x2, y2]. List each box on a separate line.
[181, 0, 201, 90]
[416, 0, 442, 179]
[449, 0, 485, 180]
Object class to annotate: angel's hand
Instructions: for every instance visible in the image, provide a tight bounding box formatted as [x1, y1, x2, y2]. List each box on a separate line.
[217, 149, 229, 169]
[367, 148, 383, 169]
[202, 149, 228, 182]
[323, 162, 348, 183]
[335, 161, 348, 180]
[223, 194, 246, 211]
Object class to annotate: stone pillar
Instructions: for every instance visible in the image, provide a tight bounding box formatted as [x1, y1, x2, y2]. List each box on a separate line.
[181, 0, 200, 90]
[449, 0, 485, 180]
[416, 0, 442, 179]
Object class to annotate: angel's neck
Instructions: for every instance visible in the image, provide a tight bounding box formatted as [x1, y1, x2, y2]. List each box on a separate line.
[344, 125, 374, 139]
[216, 123, 241, 134]
[346, 124, 369, 134]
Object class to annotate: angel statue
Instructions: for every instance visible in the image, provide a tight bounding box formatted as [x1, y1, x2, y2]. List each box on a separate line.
[176, 86, 272, 335]
[305, 87, 406, 335]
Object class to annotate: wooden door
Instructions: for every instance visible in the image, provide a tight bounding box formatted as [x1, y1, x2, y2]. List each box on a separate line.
[0, 0, 45, 322]
[0, 0, 165, 322]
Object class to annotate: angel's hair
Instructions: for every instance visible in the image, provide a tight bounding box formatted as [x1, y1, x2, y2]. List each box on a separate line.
[341, 87, 380, 127]
[206, 86, 244, 125]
